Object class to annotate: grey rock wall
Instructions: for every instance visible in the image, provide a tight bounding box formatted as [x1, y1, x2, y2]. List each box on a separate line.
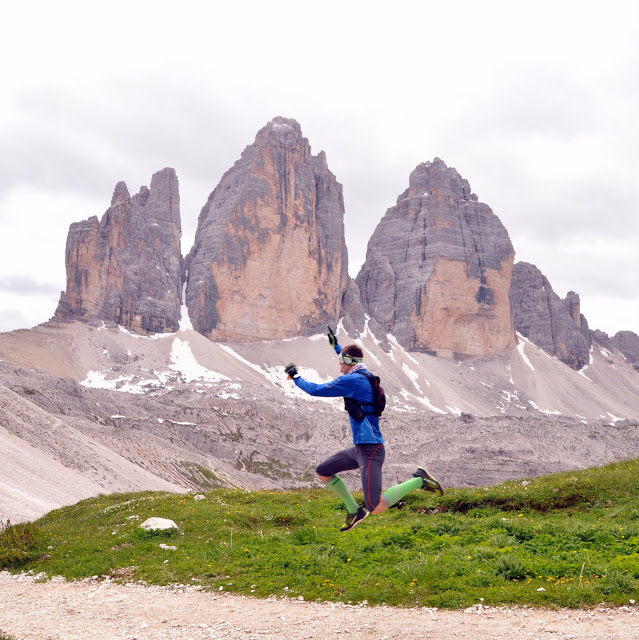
[510, 262, 591, 369]
[355, 158, 516, 358]
[54, 168, 183, 334]
[612, 331, 639, 371]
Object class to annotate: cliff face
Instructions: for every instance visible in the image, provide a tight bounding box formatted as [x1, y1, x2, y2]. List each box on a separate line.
[185, 117, 349, 342]
[510, 262, 591, 369]
[612, 331, 639, 371]
[54, 168, 183, 333]
[355, 158, 516, 358]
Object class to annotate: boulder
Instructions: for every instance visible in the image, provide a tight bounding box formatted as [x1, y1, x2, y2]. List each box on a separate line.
[140, 517, 178, 531]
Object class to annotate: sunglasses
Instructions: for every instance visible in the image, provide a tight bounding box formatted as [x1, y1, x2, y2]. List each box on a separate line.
[339, 354, 363, 365]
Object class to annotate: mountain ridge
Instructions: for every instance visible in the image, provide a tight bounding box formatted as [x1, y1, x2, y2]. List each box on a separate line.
[49, 116, 639, 371]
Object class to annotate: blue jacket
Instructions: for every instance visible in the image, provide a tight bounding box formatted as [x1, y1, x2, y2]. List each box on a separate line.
[293, 367, 385, 445]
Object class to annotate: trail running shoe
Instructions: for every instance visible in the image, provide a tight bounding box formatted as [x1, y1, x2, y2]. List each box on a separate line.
[413, 467, 444, 496]
[340, 506, 369, 532]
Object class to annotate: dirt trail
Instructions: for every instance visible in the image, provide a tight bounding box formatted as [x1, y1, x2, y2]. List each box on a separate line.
[1, 572, 638, 640]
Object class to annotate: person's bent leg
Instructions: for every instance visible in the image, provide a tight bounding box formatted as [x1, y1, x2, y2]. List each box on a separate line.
[325, 476, 359, 514]
[316, 448, 360, 514]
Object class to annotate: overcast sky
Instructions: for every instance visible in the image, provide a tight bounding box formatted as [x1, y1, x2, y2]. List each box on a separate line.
[1, 1, 638, 337]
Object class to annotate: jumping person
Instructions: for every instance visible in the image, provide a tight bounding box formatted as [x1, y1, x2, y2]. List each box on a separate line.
[284, 329, 443, 532]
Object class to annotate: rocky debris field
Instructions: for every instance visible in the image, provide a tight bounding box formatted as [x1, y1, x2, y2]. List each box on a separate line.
[1, 572, 638, 640]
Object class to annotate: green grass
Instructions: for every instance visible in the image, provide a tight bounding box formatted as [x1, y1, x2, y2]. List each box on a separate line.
[4, 460, 639, 609]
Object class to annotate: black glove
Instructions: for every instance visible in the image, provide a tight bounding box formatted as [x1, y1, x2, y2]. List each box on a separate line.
[284, 363, 300, 379]
[327, 325, 339, 351]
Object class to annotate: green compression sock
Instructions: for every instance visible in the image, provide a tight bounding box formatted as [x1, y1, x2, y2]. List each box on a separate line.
[326, 475, 359, 514]
[382, 476, 424, 508]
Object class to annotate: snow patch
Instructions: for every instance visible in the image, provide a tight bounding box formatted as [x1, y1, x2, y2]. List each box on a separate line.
[578, 366, 593, 382]
[362, 315, 381, 346]
[399, 389, 446, 414]
[80, 371, 159, 394]
[495, 389, 522, 414]
[516, 339, 535, 371]
[401, 362, 430, 394]
[217, 345, 284, 388]
[528, 400, 561, 415]
[179, 279, 193, 331]
[387, 333, 419, 364]
[169, 338, 229, 383]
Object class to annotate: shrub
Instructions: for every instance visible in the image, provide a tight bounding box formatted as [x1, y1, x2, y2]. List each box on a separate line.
[132, 526, 178, 540]
[495, 554, 527, 581]
[0, 519, 41, 567]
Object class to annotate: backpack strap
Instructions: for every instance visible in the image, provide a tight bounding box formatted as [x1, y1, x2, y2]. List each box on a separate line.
[355, 370, 377, 413]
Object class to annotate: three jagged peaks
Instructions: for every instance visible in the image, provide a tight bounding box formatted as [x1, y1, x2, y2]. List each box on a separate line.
[52, 117, 639, 371]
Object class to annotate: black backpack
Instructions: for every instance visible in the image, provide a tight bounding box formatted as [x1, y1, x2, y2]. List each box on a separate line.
[343, 371, 386, 420]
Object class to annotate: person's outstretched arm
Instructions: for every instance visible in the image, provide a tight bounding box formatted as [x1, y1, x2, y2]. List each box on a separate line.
[285, 363, 354, 398]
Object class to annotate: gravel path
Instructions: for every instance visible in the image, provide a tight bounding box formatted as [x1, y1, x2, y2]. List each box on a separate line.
[1, 571, 638, 639]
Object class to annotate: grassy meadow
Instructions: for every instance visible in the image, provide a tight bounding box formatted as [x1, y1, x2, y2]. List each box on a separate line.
[2, 460, 639, 609]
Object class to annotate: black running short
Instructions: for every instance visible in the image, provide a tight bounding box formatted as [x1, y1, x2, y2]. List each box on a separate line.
[316, 443, 386, 511]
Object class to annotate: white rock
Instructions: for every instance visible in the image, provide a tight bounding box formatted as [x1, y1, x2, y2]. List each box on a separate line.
[159, 544, 177, 551]
[140, 517, 178, 531]
[537, 587, 547, 592]
[194, 494, 206, 502]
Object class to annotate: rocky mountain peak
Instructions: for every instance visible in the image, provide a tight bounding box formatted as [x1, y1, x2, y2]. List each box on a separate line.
[185, 117, 349, 342]
[54, 168, 183, 334]
[355, 158, 516, 358]
[399, 157, 478, 203]
[111, 181, 130, 205]
[612, 330, 639, 371]
[510, 262, 591, 369]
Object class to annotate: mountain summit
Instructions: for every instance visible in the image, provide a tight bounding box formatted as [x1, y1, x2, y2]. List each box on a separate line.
[185, 117, 349, 342]
[356, 158, 516, 357]
[54, 168, 183, 333]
